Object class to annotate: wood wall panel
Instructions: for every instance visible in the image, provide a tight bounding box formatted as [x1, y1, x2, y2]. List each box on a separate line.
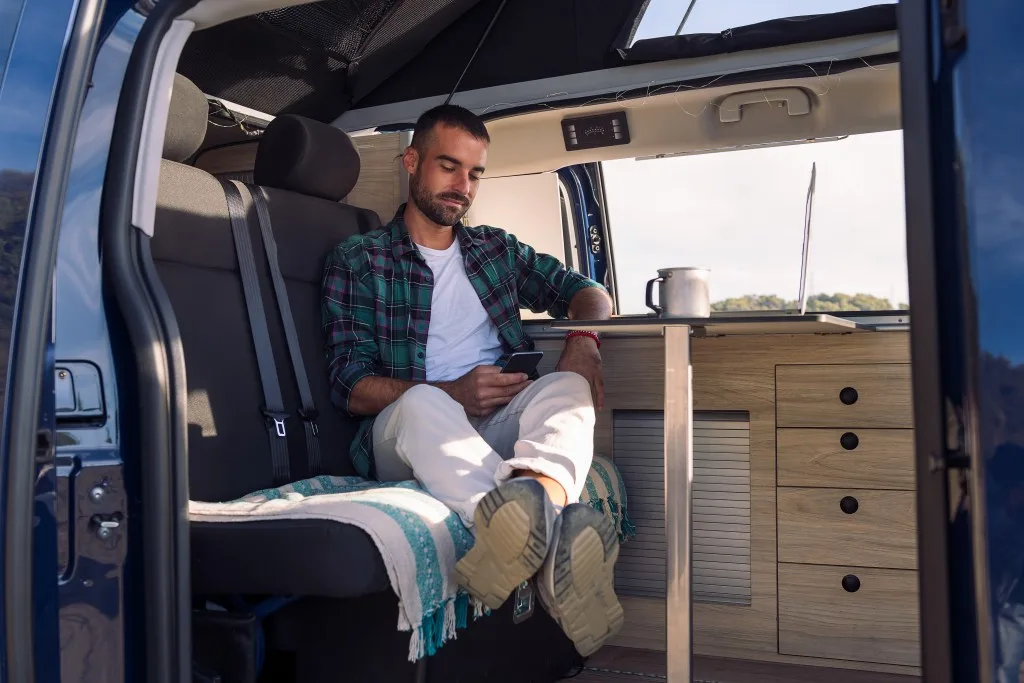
[345, 132, 404, 224]
[533, 330, 914, 674]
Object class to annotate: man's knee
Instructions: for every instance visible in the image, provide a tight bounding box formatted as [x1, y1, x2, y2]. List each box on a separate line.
[533, 371, 592, 400]
[396, 384, 458, 416]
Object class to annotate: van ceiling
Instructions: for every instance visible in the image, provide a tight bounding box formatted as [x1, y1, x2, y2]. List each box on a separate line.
[177, 0, 897, 125]
[482, 63, 901, 177]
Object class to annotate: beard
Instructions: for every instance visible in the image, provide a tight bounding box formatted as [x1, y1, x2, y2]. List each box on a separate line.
[410, 172, 471, 227]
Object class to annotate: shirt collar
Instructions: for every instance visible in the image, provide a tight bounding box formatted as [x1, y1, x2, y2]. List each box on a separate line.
[389, 203, 483, 261]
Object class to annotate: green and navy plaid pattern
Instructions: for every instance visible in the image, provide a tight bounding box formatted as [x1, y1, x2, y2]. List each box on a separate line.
[322, 206, 603, 477]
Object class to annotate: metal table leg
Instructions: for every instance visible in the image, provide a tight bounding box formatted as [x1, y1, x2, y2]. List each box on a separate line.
[663, 325, 693, 682]
[414, 656, 428, 683]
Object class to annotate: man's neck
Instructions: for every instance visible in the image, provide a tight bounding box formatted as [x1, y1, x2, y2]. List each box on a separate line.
[403, 203, 456, 250]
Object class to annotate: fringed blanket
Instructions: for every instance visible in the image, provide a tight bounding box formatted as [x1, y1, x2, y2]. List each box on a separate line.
[187, 455, 634, 662]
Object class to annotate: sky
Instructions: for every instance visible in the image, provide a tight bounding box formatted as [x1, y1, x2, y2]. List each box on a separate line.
[633, 0, 896, 42]
[603, 0, 907, 315]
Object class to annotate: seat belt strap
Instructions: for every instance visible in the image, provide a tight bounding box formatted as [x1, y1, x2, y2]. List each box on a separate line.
[221, 180, 291, 485]
[242, 182, 323, 475]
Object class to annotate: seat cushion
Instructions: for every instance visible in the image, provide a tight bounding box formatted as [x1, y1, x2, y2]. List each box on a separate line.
[190, 519, 390, 597]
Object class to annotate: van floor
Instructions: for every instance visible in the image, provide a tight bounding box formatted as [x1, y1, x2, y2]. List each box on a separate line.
[560, 646, 921, 683]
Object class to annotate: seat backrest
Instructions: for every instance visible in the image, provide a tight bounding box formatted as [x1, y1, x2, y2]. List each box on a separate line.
[248, 114, 382, 480]
[151, 76, 380, 502]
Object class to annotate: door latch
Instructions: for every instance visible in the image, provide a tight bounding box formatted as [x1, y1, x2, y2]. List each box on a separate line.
[90, 513, 122, 540]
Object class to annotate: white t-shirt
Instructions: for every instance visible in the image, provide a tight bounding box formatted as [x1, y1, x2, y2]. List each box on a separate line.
[418, 240, 503, 382]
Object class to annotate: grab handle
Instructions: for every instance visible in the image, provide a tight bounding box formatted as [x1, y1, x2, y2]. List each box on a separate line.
[646, 277, 663, 315]
[718, 87, 811, 123]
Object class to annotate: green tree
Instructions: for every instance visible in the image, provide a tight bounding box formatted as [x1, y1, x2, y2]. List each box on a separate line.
[711, 292, 905, 312]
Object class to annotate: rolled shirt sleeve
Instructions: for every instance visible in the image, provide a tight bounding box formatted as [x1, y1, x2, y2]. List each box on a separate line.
[321, 245, 381, 416]
[510, 232, 605, 318]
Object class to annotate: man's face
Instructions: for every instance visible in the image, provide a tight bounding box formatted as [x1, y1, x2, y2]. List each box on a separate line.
[405, 123, 488, 227]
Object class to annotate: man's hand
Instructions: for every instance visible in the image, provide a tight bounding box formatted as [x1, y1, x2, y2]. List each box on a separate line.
[556, 336, 604, 410]
[442, 366, 531, 417]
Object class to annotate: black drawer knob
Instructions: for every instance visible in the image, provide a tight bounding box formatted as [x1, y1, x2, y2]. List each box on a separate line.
[842, 574, 861, 593]
[840, 496, 859, 514]
[839, 387, 859, 405]
[840, 432, 860, 450]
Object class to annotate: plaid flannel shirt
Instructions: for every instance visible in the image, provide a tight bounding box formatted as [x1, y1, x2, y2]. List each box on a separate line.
[321, 206, 603, 478]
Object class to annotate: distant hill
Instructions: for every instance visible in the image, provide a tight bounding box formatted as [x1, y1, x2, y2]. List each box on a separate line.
[980, 352, 1024, 461]
[0, 170, 31, 308]
[711, 292, 908, 312]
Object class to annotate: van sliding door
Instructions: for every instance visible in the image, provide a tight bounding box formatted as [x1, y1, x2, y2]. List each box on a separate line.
[900, 0, 1024, 681]
[0, 0, 107, 680]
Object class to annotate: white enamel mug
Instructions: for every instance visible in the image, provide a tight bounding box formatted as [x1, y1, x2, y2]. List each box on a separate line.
[645, 267, 711, 318]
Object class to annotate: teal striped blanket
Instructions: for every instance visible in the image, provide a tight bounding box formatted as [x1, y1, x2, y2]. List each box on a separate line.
[187, 455, 634, 661]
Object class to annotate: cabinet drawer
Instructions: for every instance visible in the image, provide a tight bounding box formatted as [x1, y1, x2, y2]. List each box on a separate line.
[776, 364, 912, 428]
[779, 563, 920, 667]
[777, 429, 915, 490]
[777, 488, 917, 569]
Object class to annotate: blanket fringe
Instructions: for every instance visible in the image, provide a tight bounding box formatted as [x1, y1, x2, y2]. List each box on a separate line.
[407, 592, 488, 662]
[586, 494, 637, 544]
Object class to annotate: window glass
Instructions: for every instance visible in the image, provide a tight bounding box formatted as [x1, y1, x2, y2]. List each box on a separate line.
[632, 0, 896, 44]
[603, 130, 908, 315]
[0, 0, 26, 90]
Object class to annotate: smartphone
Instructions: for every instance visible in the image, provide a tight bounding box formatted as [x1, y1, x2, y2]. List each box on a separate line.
[500, 351, 544, 375]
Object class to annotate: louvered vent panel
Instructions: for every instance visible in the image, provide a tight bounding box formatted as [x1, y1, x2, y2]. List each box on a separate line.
[613, 410, 751, 605]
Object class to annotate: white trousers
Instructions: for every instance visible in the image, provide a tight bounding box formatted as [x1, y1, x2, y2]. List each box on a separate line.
[372, 371, 596, 528]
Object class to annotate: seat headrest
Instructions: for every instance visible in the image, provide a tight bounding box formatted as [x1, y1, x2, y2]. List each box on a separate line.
[163, 74, 208, 162]
[253, 115, 361, 202]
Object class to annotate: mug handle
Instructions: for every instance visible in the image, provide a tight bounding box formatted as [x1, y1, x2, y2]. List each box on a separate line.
[645, 277, 663, 314]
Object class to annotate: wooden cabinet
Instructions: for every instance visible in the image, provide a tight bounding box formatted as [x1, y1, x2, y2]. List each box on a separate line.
[778, 563, 920, 667]
[574, 331, 919, 674]
[775, 361, 918, 669]
[776, 363, 913, 428]
[777, 488, 917, 569]
[777, 428, 915, 489]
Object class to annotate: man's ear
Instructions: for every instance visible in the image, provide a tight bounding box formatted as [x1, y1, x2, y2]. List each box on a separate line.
[402, 146, 419, 176]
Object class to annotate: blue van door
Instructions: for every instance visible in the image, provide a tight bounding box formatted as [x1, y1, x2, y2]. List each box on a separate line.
[902, 0, 1024, 681]
[0, 0, 106, 680]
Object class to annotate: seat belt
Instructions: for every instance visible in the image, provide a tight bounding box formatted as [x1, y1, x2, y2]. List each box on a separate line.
[221, 180, 291, 485]
[240, 182, 323, 476]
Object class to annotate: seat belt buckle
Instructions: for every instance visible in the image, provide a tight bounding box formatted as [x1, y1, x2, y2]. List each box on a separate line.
[298, 408, 320, 436]
[512, 579, 535, 624]
[263, 409, 289, 438]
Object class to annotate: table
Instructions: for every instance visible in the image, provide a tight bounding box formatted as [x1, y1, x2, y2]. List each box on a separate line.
[552, 319, 696, 682]
[544, 314, 891, 681]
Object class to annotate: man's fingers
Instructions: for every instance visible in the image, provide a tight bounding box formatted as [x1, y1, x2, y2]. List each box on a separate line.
[479, 394, 516, 409]
[495, 372, 529, 385]
[478, 372, 528, 387]
[477, 380, 530, 402]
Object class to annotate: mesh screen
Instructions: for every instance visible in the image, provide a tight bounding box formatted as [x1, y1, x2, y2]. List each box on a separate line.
[179, 14, 349, 118]
[258, 0, 401, 62]
[359, 0, 461, 58]
[178, 0, 467, 119]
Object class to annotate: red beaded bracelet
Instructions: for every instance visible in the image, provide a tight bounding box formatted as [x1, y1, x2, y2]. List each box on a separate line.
[565, 330, 601, 348]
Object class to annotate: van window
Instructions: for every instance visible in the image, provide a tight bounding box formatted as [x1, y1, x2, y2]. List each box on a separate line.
[0, 0, 26, 86]
[602, 130, 909, 315]
[631, 0, 897, 44]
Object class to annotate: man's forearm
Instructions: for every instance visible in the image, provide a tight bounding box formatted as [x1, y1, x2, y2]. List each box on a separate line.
[347, 375, 454, 416]
[568, 286, 613, 321]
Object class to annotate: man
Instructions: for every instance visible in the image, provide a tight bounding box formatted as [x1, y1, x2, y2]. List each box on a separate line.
[322, 104, 622, 656]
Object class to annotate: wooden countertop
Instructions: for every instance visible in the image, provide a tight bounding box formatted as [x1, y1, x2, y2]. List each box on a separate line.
[536, 313, 870, 337]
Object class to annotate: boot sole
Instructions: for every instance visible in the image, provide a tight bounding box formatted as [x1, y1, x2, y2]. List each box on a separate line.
[545, 505, 624, 657]
[454, 478, 549, 610]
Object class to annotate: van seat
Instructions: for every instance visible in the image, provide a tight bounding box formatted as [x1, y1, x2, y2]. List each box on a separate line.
[151, 75, 386, 597]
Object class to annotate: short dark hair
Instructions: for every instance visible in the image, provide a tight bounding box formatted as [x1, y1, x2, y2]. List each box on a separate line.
[411, 104, 490, 152]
